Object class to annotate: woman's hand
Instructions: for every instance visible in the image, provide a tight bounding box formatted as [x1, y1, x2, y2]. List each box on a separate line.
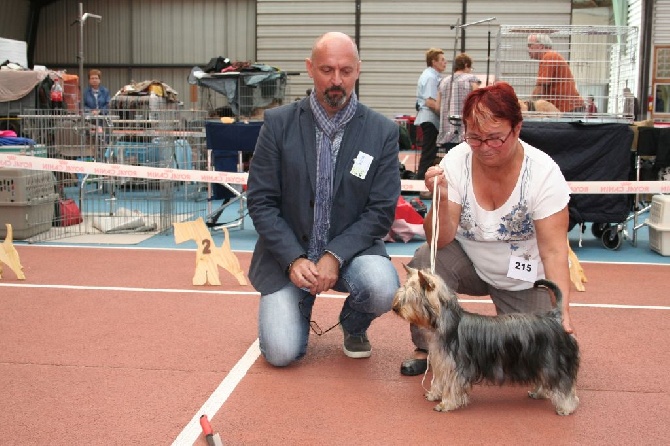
[424, 166, 447, 196]
[562, 311, 575, 335]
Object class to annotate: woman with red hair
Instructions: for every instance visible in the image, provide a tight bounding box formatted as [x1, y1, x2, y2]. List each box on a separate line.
[400, 82, 574, 376]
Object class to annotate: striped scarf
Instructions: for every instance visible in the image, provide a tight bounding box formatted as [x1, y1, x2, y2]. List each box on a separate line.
[307, 91, 358, 261]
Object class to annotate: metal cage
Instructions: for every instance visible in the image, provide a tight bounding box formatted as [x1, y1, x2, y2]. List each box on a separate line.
[16, 109, 209, 242]
[495, 24, 639, 122]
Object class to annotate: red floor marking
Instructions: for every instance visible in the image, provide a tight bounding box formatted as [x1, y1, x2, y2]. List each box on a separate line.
[173, 340, 260, 445]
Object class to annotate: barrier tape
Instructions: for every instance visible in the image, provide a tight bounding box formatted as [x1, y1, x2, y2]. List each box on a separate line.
[2, 153, 670, 195]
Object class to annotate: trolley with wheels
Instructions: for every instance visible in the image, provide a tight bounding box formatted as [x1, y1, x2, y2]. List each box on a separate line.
[520, 121, 633, 250]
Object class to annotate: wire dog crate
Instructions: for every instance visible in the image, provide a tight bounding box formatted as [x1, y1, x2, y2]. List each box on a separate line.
[17, 109, 209, 242]
[495, 25, 639, 122]
[194, 68, 289, 120]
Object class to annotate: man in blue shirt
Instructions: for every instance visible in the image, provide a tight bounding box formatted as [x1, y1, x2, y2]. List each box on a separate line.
[415, 48, 446, 181]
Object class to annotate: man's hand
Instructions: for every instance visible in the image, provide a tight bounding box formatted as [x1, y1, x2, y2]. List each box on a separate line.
[288, 257, 318, 292]
[288, 252, 340, 295]
[313, 252, 340, 295]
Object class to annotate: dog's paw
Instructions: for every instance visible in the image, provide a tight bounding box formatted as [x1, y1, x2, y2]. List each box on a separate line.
[433, 399, 463, 412]
[433, 402, 450, 412]
[555, 407, 575, 416]
[528, 385, 550, 400]
[425, 391, 441, 402]
[554, 395, 579, 416]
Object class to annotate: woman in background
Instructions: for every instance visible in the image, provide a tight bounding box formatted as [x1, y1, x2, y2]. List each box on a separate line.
[83, 69, 110, 115]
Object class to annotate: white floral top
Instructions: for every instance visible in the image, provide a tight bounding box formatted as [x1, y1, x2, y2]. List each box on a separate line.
[440, 140, 571, 290]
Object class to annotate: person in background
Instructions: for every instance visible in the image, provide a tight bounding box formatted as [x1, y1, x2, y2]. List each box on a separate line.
[415, 48, 447, 183]
[586, 95, 598, 114]
[246, 32, 401, 367]
[623, 87, 641, 120]
[527, 34, 584, 113]
[83, 68, 110, 115]
[436, 52, 481, 154]
[399, 82, 574, 376]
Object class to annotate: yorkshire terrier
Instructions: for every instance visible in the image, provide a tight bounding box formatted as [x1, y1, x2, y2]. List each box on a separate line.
[392, 266, 579, 415]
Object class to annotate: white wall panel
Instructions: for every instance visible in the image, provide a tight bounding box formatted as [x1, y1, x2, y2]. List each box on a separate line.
[0, 1, 31, 42]
[256, 0, 357, 103]
[257, 0, 573, 118]
[364, 0, 572, 117]
[31, 0, 256, 108]
[15, 0, 657, 120]
[654, 0, 670, 44]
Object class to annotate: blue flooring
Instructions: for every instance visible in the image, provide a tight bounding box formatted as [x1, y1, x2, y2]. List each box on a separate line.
[35, 194, 670, 266]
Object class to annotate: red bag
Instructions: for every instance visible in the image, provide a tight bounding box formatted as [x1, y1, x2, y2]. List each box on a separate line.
[54, 198, 83, 227]
[383, 196, 426, 243]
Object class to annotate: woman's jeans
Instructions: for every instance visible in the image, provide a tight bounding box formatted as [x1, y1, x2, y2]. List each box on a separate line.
[258, 255, 399, 367]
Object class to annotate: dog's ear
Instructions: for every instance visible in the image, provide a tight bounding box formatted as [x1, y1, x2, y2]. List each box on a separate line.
[417, 269, 435, 292]
[403, 264, 416, 275]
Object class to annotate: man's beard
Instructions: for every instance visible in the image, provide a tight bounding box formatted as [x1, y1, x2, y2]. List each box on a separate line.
[323, 86, 348, 108]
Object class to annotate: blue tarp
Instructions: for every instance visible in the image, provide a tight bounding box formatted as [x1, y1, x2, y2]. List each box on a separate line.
[0, 136, 37, 146]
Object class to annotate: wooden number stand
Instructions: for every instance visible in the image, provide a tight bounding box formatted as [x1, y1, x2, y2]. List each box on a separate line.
[0, 224, 26, 280]
[568, 237, 587, 292]
[173, 217, 247, 286]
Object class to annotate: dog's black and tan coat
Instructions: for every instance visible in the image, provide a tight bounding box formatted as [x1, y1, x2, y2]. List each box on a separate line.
[393, 266, 579, 415]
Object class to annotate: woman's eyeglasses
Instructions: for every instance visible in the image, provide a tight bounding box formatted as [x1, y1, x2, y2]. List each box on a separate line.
[465, 129, 514, 148]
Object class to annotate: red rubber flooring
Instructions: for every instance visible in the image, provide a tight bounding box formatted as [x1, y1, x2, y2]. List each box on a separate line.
[0, 245, 668, 445]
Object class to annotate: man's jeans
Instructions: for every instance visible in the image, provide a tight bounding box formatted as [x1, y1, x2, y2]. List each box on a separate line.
[258, 255, 399, 367]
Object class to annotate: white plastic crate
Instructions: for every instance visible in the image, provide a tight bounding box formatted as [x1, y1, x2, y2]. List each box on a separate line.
[648, 194, 670, 226]
[0, 167, 56, 204]
[0, 194, 58, 239]
[648, 221, 670, 256]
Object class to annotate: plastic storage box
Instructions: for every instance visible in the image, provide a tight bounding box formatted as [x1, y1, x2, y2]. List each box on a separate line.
[649, 194, 670, 226]
[647, 195, 670, 256]
[648, 222, 670, 256]
[0, 145, 47, 157]
[0, 167, 58, 239]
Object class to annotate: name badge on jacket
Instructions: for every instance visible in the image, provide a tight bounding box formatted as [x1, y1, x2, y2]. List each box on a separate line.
[351, 151, 374, 179]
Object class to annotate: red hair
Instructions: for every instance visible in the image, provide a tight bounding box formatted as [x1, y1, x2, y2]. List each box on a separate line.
[462, 82, 523, 131]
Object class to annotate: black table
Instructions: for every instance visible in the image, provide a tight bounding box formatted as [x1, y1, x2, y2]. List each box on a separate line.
[520, 121, 634, 229]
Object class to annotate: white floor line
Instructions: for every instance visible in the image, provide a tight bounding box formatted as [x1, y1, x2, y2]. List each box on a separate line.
[2, 283, 668, 310]
[171, 339, 261, 446]
[457, 298, 670, 310]
[0, 282, 260, 296]
[390, 252, 670, 267]
[15, 243, 255, 254]
[0, 283, 346, 299]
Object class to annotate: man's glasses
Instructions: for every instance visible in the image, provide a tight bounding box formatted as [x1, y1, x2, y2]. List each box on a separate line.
[465, 129, 514, 148]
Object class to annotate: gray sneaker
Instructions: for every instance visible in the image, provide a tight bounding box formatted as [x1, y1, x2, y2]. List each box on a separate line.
[341, 325, 372, 358]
